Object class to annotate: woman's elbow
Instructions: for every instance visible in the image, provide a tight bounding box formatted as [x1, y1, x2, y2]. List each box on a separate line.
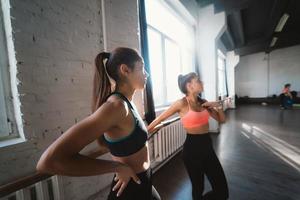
[36, 159, 51, 174]
[36, 153, 59, 174]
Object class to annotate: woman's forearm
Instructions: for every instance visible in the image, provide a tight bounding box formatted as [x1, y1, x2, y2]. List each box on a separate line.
[86, 148, 109, 159]
[37, 153, 123, 176]
[216, 108, 226, 123]
[148, 119, 162, 133]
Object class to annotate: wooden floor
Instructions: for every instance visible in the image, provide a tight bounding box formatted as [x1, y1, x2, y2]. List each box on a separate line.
[152, 105, 300, 200]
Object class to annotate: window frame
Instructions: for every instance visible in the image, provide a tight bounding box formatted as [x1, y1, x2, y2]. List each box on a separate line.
[0, 3, 12, 140]
[0, 0, 24, 145]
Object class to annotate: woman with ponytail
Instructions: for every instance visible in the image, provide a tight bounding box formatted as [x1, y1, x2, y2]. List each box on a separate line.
[148, 72, 228, 200]
[37, 47, 160, 200]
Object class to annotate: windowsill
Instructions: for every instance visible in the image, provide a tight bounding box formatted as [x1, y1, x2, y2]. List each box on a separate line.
[0, 137, 27, 148]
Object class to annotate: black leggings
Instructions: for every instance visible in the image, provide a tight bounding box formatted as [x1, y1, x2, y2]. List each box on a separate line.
[182, 133, 229, 200]
[107, 168, 161, 200]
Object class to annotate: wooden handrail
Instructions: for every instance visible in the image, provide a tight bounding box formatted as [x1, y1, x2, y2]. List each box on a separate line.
[0, 117, 180, 198]
[0, 172, 52, 198]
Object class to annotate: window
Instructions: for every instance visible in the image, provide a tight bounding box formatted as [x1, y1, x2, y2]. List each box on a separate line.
[146, 0, 196, 107]
[0, 0, 22, 143]
[217, 50, 228, 99]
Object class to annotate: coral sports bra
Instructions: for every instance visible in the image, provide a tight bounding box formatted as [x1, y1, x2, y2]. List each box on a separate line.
[181, 97, 210, 129]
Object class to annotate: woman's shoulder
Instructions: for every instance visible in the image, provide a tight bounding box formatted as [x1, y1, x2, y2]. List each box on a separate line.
[172, 97, 188, 109]
[94, 95, 128, 120]
[106, 95, 126, 109]
[177, 97, 187, 105]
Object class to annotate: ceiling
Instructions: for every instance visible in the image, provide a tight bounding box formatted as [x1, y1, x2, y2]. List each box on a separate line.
[196, 0, 300, 56]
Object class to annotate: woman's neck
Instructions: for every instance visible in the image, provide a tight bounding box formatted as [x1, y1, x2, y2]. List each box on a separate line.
[186, 93, 199, 104]
[115, 84, 135, 101]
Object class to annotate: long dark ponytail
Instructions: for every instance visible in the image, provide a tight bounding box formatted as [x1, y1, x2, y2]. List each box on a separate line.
[92, 52, 111, 113]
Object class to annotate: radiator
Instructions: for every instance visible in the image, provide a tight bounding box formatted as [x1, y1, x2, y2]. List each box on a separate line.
[151, 120, 186, 170]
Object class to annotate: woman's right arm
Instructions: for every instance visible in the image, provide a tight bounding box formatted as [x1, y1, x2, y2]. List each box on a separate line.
[36, 100, 137, 177]
[147, 100, 182, 134]
[85, 138, 109, 159]
[37, 100, 141, 196]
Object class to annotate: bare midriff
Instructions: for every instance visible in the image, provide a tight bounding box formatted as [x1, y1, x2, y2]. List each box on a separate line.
[183, 123, 209, 134]
[111, 143, 150, 173]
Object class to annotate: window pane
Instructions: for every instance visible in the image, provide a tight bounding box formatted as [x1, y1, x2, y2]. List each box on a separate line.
[181, 50, 194, 74]
[0, 11, 9, 137]
[217, 56, 227, 97]
[218, 70, 224, 97]
[165, 39, 182, 103]
[145, 0, 194, 50]
[218, 56, 225, 70]
[147, 28, 164, 106]
[145, 0, 195, 107]
[0, 74, 9, 137]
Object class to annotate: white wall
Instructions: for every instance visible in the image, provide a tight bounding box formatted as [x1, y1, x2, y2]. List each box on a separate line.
[179, 0, 199, 20]
[235, 52, 268, 97]
[196, 4, 226, 132]
[269, 45, 300, 95]
[235, 45, 300, 97]
[0, 0, 141, 199]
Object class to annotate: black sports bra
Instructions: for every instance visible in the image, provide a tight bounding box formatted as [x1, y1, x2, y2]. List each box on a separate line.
[102, 92, 148, 157]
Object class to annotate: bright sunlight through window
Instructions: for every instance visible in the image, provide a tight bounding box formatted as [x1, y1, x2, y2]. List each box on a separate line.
[146, 0, 196, 107]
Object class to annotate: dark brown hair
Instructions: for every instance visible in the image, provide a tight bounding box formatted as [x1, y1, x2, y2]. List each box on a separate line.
[92, 47, 142, 112]
[284, 83, 291, 88]
[177, 72, 198, 94]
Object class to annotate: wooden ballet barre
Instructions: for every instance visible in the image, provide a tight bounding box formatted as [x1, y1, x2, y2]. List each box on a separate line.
[0, 172, 52, 198]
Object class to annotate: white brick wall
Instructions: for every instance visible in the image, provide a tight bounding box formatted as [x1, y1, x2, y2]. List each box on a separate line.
[0, 0, 142, 199]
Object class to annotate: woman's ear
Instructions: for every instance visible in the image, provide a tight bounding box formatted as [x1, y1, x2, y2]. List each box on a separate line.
[119, 64, 131, 76]
[186, 82, 192, 91]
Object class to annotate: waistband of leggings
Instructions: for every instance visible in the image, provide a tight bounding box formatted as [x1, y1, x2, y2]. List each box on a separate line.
[136, 167, 151, 178]
[186, 133, 210, 138]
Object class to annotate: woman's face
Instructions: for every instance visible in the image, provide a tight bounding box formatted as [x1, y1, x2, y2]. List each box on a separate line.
[188, 76, 203, 94]
[129, 60, 149, 90]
